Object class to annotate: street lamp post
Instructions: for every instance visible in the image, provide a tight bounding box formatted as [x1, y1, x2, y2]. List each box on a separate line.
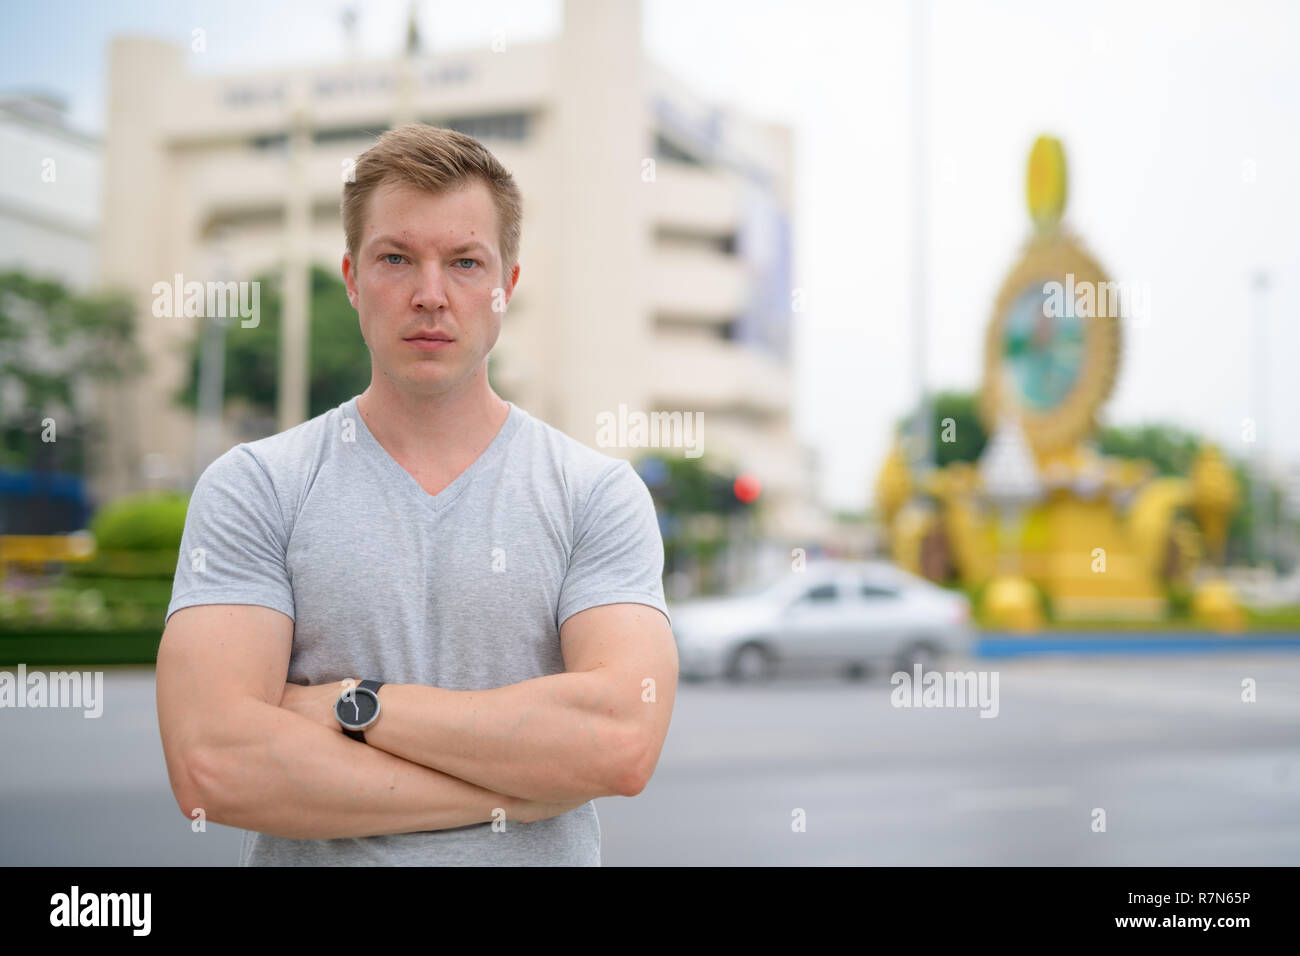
[909, 0, 933, 481]
[1251, 270, 1271, 568]
[195, 228, 231, 478]
[278, 102, 312, 432]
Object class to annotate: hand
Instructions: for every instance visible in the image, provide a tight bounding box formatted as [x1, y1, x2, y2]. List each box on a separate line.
[279, 678, 358, 734]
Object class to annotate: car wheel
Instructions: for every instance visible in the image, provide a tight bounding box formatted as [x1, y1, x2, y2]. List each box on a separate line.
[896, 641, 940, 675]
[727, 642, 774, 683]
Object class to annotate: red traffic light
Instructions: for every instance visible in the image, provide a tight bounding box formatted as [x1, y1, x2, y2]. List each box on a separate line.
[733, 473, 761, 503]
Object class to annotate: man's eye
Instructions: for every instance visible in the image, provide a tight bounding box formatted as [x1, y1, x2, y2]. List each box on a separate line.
[455, 258, 477, 270]
[383, 253, 405, 265]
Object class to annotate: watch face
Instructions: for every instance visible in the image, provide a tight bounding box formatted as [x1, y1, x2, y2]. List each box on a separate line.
[336, 687, 379, 729]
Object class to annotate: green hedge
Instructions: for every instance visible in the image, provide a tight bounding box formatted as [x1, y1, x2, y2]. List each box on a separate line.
[0, 629, 163, 666]
[67, 550, 180, 579]
[89, 491, 189, 552]
[0, 493, 185, 664]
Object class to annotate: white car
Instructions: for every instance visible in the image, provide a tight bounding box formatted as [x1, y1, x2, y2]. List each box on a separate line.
[670, 560, 975, 682]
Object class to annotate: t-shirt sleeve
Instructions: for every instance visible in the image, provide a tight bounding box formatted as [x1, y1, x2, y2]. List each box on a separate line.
[557, 459, 671, 631]
[165, 445, 296, 626]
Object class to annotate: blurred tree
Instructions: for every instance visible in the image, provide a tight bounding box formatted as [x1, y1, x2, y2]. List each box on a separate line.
[1096, 422, 1201, 476]
[176, 263, 515, 418]
[637, 452, 752, 516]
[634, 452, 757, 592]
[1219, 462, 1288, 568]
[896, 390, 989, 467]
[0, 270, 142, 475]
[175, 264, 371, 419]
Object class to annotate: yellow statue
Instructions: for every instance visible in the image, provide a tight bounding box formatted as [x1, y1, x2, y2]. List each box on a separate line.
[877, 137, 1243, 628]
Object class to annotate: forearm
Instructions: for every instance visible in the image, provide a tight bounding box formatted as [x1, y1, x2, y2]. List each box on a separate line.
[364, 671, 637, 804]
[182, 698, 563, 839]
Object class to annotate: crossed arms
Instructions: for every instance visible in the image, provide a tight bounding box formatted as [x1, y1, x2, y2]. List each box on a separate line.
[156, 601, 678, 840]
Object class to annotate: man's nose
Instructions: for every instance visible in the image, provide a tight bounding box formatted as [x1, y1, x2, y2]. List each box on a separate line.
[411, 264, 449, 311]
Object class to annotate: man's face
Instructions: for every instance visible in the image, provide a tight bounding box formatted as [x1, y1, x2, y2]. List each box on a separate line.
[342, 177, 519, 398]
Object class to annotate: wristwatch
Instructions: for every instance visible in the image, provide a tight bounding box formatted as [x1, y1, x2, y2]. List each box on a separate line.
[335, 679, 385, 743]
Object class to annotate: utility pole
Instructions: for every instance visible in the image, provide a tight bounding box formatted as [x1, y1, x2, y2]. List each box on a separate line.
[341, 5, 359, 59]
[1251, 270, 1272, 567]
[393, 0, 421, 128]
[278, 92, 312, 433]
[195, 226, 231, 477]
[909, 0, 933, 481]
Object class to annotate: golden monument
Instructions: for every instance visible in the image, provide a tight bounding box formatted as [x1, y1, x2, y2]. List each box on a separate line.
[876, 136, 1242, 629]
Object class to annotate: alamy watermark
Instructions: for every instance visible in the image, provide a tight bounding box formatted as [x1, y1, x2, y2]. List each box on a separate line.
[49, 885, 150, 935]
[1043, 273, 1150, 328]
[0, 664, 103, 717]
[151, 273, 260, 327]
[595, 403, 703, 458]
[890, 665, 999, 718]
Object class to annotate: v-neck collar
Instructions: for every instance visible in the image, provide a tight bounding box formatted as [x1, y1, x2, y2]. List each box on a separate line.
[345, 395, 525, 515]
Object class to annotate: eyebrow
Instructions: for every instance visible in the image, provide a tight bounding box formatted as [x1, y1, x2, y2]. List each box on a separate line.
[369, 235, 491, 257]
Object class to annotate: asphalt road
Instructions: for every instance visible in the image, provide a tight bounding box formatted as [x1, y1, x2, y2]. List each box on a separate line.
[2, 651, 1297, 865]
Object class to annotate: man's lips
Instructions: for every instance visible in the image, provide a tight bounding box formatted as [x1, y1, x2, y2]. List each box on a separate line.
[404, 331, 454, 350]
[404, 331, 453, 341]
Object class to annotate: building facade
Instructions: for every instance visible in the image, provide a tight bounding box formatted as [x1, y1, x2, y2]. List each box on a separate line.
[0, 92, 99, 289]
[96, 0, 823, 542]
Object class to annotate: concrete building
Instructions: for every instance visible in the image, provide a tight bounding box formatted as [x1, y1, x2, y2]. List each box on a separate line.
[0, 93, 102, 532]
[0, 92, 99, 289]
[96, 0, 824, 542]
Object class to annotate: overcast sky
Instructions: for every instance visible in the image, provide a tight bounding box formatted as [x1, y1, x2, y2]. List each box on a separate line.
[3, 0, 1298, 512]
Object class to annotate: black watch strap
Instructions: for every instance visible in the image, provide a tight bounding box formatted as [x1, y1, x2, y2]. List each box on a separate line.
[342, 680, 385, 743]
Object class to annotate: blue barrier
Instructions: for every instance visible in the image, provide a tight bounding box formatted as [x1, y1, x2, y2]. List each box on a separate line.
[0, 469, 91, 533]
[976, 631, 1300, 658]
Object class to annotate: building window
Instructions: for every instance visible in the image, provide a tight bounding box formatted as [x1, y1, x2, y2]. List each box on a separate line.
[654, 227, 737, 256]
[251, 133, 288, 150]
[423, 64, 472, 87]
[654, 132, 705, 166]
[314, 126, 386, 145]
[437, 112, 530, 142]
[225, 84, 285, 108]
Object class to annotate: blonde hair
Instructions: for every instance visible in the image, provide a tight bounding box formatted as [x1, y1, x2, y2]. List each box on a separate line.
[342, 124, 522, 285]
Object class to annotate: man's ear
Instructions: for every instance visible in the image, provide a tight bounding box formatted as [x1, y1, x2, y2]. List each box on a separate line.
[503, 261, 521, 304]
[342, 252, 358, 309]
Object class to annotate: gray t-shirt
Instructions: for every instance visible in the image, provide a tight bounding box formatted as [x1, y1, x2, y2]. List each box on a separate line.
[166, 394, 670, 866]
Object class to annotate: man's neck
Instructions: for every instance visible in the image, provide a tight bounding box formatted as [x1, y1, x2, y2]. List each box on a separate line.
[355, 378, 510, 471]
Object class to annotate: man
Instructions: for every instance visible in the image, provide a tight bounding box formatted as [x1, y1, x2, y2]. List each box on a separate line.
[156, 124, 678, 866]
